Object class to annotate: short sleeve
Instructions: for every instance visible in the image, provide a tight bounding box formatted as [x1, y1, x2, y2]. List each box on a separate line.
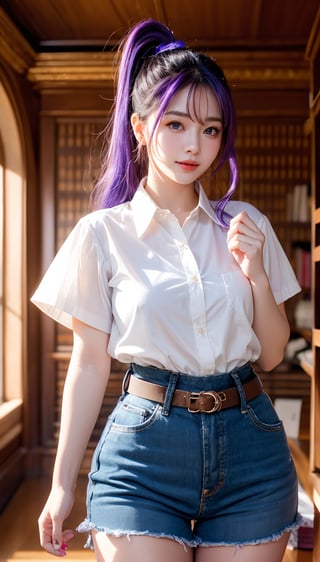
[258, 213, 301, 304]
[31, 216, 112, 332]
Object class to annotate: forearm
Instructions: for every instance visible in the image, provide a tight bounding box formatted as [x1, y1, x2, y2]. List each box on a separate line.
[251, 273, 290, 371]
[52, 320, 111, 491]
[52, 363, 109, 490]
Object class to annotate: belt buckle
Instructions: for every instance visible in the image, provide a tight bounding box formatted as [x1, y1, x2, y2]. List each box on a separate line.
[187, 390, 225, 413]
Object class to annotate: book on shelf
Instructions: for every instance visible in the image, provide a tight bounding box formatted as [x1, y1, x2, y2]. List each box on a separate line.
[293, 241, 311, 289]
[287, 184, 311, 222]
[288, 482, 314, 550]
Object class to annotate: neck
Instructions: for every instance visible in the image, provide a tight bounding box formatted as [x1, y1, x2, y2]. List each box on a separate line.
[144, 174, 199, 223]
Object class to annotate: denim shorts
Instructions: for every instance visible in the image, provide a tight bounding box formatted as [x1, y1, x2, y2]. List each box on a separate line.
[77, 362, 299, 549]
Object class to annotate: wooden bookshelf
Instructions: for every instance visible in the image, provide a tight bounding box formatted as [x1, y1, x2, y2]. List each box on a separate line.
[305, 6, 320, 560]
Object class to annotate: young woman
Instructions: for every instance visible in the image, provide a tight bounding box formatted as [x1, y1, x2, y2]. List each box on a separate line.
[32, 18, 301, 562]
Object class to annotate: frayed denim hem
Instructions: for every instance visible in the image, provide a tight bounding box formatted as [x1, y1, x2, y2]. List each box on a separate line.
[76, 514, 302, 550]
[76, 518, 197, 550]
[195, 514, 303, 548]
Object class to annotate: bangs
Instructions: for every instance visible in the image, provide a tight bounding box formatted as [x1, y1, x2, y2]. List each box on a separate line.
[185, 83, 217, 125]
[151, 73, 225, 136]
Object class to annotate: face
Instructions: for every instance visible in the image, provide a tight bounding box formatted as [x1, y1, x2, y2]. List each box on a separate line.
[133, 85, 223, 188]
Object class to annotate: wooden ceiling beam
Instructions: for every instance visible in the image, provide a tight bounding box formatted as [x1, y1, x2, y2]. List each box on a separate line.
[0, 8, 35, 74]
[26, 50, 309, 91]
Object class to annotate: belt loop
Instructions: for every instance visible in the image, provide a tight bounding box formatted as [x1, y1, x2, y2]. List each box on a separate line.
[230, 369, 248, 414]
[162, 372, 180, 416]
[122, 365, 133, 394]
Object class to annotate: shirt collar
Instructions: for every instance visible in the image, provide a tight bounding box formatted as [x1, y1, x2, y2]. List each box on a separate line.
[130, 178, 220, 237]
[195, 181, 220, 224]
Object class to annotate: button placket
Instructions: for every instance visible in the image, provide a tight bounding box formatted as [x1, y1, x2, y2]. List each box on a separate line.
[172, 226, 214, 369]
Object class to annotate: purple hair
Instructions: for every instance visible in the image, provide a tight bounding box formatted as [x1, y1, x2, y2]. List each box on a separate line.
[91, 19, 238, 227]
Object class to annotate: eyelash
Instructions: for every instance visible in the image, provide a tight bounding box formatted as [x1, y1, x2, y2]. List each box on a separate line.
[204, 126, 221, 136]
[167, 121, 221, 136]
[167, 121, 183, 130]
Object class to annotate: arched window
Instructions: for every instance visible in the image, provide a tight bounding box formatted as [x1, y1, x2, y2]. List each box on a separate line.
[0, 80, 25, 414]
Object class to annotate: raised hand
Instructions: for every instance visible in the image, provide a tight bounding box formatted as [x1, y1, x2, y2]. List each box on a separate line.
[227, 211, 266, 283]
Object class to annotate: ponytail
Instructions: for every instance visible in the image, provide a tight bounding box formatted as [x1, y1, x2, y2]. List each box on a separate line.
[91, 20, 174, 209]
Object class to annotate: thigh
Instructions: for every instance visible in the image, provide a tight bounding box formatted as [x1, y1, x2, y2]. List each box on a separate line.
[195, 533, 289, 562]
[92, 531, 193, 562]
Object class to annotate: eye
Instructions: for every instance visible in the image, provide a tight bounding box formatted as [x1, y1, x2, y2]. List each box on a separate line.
[204, 126, 221, 137]
[167, 121, 183, 131]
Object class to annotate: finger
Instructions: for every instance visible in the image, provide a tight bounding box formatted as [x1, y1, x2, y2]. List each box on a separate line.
[48, 529, 74, 557]
[52, 527, 75, 555]
[229, 211, 261, 236]
[229, 221, 262, 242]
[228, 238, 263, 260]
[61, 528, 75, 550]
[228, 222, 265, 249]
[52, 541, 68, 557]
[38, 514, 56, 552]
[52, 521, 63, 554]
[227, 215, 250, 242]
[41, 539, 67, 557]
[229, 232, 263, 248]
[230, 211, 256, 227]
[63, 529, 75, 543]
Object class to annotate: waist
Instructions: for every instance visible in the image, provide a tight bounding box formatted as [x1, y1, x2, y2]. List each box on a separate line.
[124, 363, 263, 414]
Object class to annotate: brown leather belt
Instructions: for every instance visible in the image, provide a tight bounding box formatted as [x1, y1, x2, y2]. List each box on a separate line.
[126, 374, 263, 413]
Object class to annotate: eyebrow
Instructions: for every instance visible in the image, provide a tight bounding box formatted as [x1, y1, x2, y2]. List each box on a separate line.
[164, 110, 223, 123]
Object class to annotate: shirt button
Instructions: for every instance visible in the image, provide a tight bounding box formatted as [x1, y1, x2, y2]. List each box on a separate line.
[198, 327, 206, 336]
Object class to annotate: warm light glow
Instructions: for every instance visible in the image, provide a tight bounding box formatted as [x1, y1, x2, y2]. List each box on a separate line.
[314, 487, 320, 512]
[0, 80, 25, 403]
[0, 162, 3, 403]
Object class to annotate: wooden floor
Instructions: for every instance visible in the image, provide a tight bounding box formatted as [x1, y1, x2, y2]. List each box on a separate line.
[0, 477, 313, 562]
[0, 478, 95, 562]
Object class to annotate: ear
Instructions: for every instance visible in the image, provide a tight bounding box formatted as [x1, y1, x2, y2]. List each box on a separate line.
[131, 113, 146, 145]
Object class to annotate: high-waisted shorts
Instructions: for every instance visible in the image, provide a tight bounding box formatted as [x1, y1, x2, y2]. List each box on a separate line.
[77, 362, 299, 548]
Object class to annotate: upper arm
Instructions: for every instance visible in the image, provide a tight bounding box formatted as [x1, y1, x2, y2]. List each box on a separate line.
[71, 317, 111, 381]
[278, 301, 289, 321]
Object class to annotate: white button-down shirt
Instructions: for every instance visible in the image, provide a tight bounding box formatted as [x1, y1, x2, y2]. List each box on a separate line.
[32, 181, 300, 375]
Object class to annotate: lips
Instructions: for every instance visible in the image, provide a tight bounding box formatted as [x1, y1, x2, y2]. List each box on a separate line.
[176, 160, 199, 171]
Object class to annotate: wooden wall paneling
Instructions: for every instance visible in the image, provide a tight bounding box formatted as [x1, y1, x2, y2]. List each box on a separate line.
[39, 116, 57, 448]
[21, 75, 42, 472]
[306, 6, 320, 559]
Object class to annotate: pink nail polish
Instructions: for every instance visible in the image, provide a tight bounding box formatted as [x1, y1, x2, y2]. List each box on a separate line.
[61, 543, 68, 550]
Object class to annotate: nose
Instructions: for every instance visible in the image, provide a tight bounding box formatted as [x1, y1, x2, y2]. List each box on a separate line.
[185, 129, 200, 154]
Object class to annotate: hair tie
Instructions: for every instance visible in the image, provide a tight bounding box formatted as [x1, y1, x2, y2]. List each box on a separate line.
[155, 40, 186, 55]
